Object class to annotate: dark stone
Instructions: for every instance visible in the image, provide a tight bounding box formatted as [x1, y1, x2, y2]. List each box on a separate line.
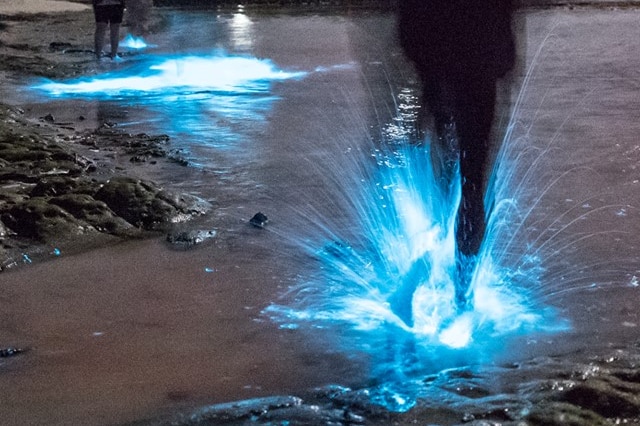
[249, 212, 269, 228]
[526, 401, 609, 426]
[93, 177, 206, 230]
[179, 396, 303, 424]
[49, 42, 72, 51]
[559, 378, 640, 418]
[95, 177, 174, 228]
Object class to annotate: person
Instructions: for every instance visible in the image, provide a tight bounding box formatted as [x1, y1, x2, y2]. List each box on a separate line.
[125, 0, 152, 36]
[92, 0, 126, 60]
[397, 0, 516, 312]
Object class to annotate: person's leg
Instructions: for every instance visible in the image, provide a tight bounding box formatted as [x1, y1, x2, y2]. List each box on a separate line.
[109, 22, 121, 58]
[453, 77, 497, 309]
[94, 21, 108, 59]
[422, 77, 460, 194]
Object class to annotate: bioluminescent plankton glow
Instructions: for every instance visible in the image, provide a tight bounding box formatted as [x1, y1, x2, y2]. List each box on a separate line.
[29, 45, 570, 411]
[263, 82, 573, 407]
[33, 53, 306, 97]
[265, 142, 566, 348]
[31, 52, 307, 152]
[120, 34, 154, 50]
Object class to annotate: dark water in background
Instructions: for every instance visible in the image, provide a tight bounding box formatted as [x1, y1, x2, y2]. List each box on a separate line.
[1, 6, 640, 425]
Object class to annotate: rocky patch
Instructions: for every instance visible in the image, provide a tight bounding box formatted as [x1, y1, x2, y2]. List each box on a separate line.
[0, 105, 208, 271]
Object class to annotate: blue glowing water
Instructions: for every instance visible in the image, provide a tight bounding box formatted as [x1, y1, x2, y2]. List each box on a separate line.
[264, 139, 566, 347]
[34, 53, 305, 97]
[31, 51, 306, 154]
[120, 34, 154, 50]
[259, 97, 573, 410]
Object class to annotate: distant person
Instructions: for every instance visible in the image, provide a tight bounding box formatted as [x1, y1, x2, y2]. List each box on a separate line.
[397, 0, 516, 313]
[126, 0, 153, 36]
[93, 0, 125, 60]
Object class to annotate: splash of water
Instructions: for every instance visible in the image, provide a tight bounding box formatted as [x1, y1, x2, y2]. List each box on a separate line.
[30, 52, 307, 153]
[120, 34, 154, 50]
[265, 140, 561, 350]
[260, 102, 574, 410]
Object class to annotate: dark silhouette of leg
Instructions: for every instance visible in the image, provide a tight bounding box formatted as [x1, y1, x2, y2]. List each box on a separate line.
[397, 0, 516, 312]
[453, 77, 497, 309]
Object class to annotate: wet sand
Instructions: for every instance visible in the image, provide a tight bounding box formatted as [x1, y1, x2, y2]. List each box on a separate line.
[0, 0, 89, 15]
[1, 3, 640, 426]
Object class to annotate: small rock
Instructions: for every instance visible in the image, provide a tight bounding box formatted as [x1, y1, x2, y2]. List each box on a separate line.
[462, 413, 475, 422]
[250, 212, 268, 228]
[49, 42, 72, 51]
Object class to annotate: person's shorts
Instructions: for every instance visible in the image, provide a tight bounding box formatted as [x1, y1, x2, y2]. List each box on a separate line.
[93, 4, 125, 24]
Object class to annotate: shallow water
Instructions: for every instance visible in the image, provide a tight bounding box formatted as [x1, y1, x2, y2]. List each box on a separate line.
[1, 6, 640, 425]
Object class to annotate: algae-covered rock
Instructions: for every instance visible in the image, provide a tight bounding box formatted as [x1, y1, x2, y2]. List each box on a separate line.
[30, 176, 95, 198]
[558, 376, 640, 419]
[94, 177, 192, 229]
[49, 193, 133, 235]
[526, 401, 609, 426]
[0, 103, 209, 268]
[1, 197, 84, 240]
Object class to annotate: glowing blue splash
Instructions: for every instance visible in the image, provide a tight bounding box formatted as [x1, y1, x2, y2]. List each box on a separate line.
[265, 141, 563, 353]
[30, 52, 307, 152]
[120, 34, 154, 50]
[33, 53, 305, 97]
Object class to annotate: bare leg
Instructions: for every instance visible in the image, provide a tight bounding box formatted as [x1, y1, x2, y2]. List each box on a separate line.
[94, 22, 108, 59]
[109, 23, 120, 58]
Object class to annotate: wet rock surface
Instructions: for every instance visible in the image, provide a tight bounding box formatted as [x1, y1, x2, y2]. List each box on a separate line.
[249, 212, 269, 228]
[128, 344, 640, 425]
[165, 229, 217, 249]
[0, 347, 25, 358]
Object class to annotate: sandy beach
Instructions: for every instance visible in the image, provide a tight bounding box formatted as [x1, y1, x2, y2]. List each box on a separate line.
[0, 0, 89, 15]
